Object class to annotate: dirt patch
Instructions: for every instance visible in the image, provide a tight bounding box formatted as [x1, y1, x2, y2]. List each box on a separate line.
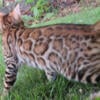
[56, 0, 100, 16]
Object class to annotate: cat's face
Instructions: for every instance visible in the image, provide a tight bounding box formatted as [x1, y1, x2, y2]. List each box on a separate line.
[0, 4, 21, 33]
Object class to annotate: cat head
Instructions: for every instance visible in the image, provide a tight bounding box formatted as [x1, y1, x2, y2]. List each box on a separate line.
[0, 4, 22, 33]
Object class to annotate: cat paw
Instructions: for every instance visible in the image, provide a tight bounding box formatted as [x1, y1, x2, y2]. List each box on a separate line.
[1, 95, 8, 100]
[45, 71, 57, 81]
[0, 90, 9, 100]
[90, 91, 100, 100]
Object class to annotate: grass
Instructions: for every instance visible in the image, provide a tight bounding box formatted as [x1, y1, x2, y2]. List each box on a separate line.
[0, 7, 100, 100]
[24, 6, 100, 28]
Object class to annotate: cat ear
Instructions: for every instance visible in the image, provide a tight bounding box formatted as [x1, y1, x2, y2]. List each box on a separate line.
[0, 12, 6, 16]
[93, 21, 100, 33]
[0, 12, 4, 21]
[0, 12, 5, 32]
[10, 4, 21, 21]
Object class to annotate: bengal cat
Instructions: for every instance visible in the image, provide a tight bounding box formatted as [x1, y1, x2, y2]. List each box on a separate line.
[0, 4, 100, 99]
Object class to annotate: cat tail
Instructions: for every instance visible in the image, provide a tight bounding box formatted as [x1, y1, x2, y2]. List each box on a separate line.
[93, 21, 100, 35]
